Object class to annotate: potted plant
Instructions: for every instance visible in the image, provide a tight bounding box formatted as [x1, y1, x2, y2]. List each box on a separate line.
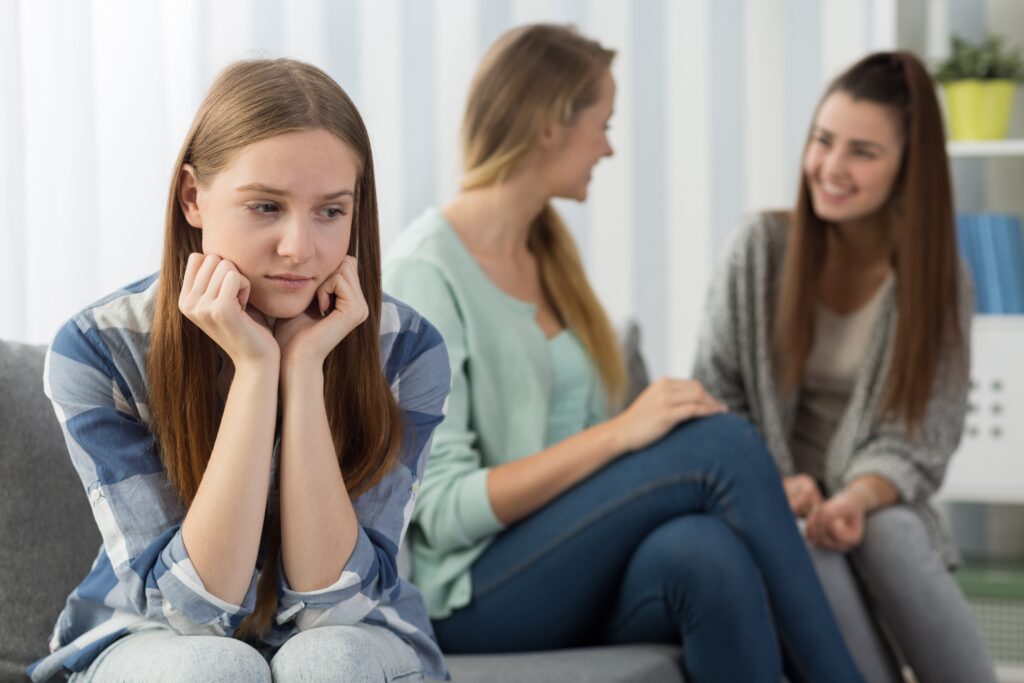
[935, 34, 1024, 140]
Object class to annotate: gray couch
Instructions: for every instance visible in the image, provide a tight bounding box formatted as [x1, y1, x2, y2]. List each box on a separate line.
[0, 340, 682, 682]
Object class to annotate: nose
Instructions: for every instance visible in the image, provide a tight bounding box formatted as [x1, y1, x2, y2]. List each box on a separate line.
[820, 146, 846, 180]
[277, 217, 315, 263]
[603, 132, 614, 158]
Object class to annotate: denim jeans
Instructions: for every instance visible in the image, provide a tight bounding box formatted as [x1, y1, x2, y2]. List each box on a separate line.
[434, 414, 864, 683]
[69, 622, 423, 682]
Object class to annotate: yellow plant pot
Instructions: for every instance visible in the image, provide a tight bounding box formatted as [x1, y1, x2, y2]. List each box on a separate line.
[944, 79, 1016, 140]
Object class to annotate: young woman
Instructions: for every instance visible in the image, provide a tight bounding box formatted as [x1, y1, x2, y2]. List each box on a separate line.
[31, 59, 450, 682]
[694, 51, 997, 683]
[384, 24, 864, 683]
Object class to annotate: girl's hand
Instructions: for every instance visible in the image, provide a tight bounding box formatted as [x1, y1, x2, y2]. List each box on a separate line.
[610, 378, 726, 454]
[178, 253, 278, 366]
[805, 490, 866, 552]
[784, 474, 824, 519]
[274, 256, 368, 368]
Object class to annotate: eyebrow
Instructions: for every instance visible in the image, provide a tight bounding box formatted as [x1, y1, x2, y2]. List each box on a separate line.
[235, 183, 354, 200]
[812, 127, 886, 152]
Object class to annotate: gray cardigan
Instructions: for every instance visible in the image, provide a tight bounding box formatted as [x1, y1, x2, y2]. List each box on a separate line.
[693, 211, 972, 566]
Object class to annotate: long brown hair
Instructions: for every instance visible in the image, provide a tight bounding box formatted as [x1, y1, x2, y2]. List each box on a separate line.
[146, 59, 402, 637]
[775, 51, 965, 431]
[463, 23, 626, 405]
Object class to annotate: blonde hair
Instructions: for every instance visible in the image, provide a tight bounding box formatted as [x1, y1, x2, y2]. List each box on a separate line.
[463, 24, 626, 404]
[147, 58, 402, 638]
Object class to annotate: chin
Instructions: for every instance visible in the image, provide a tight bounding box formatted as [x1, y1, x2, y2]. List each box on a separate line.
[250, 295, 315, 320]
[559, 187, 588, 202]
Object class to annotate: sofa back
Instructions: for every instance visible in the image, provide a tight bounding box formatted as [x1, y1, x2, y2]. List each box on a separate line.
[0, 341, 100, 681]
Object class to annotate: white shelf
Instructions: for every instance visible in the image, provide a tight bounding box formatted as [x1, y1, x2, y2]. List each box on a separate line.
[938, 316, 1024, 505]
[948, 139, 1024, 158]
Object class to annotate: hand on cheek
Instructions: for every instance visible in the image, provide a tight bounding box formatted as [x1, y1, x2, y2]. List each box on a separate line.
[274, 256, 369, 367]
[177, 253, 279, 366]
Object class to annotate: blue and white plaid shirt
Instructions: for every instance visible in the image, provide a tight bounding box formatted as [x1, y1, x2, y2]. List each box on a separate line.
[30, 274, 451, 681]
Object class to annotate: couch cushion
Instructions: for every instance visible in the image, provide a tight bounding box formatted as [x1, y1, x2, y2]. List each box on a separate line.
[0, 341, 101, 680]
[447, 644, 684, 683]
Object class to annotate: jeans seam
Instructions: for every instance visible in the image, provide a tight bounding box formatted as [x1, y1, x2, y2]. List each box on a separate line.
[474, 472, 710, 599]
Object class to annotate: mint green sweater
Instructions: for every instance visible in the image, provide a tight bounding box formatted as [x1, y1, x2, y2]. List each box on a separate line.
[383, 208, 606, 619]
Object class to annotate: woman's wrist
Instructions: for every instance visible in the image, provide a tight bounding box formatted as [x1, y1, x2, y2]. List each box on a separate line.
[838, 479, 882, 514]
[594, 416, 628, 462]
[231, 353, 281, 381]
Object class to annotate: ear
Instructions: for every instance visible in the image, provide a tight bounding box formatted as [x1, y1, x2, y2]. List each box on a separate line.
[178, 164, 203, 228]
[538, 118, 566, 151]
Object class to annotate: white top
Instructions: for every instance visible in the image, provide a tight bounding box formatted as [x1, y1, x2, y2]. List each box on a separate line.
[791, 273, 894, 483]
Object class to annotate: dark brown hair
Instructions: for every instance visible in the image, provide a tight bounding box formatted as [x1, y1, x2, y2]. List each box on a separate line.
[775, 51, 965, 432]
[146, 59, 402, 637]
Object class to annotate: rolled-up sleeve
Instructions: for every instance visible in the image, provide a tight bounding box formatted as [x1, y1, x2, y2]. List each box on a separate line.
[45, 319, 256, 636]
[275, 304, 452, 629]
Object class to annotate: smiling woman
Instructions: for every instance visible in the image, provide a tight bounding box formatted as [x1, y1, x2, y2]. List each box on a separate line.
[694, 51, 998, 683]
[30, 59, 450, 683]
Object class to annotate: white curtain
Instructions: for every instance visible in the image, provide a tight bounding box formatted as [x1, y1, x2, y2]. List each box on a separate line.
[1, 0, 899, 376]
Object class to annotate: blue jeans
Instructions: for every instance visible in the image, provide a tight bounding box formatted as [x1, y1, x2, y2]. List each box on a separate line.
[69, 622, 423, 682]
[434, 414, 864, 683]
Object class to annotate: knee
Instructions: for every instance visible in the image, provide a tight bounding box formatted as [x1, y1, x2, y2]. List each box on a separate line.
[179, 637, 270, 682]
[853, 506, 942, 579]
[647, 516, 759, 593]
[271, 626, 400, 683]
[679, 413, 779, 481]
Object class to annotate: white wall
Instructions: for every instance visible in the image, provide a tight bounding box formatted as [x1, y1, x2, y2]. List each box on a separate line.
[3, 0, 982, 376]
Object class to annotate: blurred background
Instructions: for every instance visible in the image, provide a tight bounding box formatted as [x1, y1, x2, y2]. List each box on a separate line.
[2, 0, 1024, 674]
[2, 0, 1018, 373]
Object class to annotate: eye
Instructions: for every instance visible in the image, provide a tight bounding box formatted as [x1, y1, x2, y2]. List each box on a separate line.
[814, 134, 832, 147]
[319, 206, 348, 219]
[246, 201, 278, 215]
[854, 149, 877, 159]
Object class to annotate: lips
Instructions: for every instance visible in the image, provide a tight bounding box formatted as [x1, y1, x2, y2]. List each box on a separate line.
[814, 179, 855, 203]
[265, 274, 313, 290]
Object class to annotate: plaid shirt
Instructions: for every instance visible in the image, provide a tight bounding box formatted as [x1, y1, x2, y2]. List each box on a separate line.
[30, 274, 450, 681]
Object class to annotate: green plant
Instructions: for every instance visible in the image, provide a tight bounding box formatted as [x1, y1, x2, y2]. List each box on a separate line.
[934, 34, 1024, 84]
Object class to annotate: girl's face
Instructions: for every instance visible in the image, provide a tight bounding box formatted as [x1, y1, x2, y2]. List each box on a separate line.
[180, 128, 358, 320]
[542, 69, 616, 201]
[803, 91, 904, 224]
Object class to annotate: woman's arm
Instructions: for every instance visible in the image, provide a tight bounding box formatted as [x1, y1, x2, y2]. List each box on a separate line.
[180, 360, 279, 605]
[273, 256, 369, 592]
[277, 360, 360, 591]
[809, 265, 975, 552]
[691, 215, 768, 422]
[385, 258, 724, 540]
[274, 298, 451, 630]
[46, 272, 275, 634]
[177, 254, 281, 605]
[487, 377, 725, 525]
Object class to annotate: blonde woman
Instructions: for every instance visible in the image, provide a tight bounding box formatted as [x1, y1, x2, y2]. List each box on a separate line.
[694, 52, 996, 683]
[385, 24, 863, 683]
[32, 59, 449, 682]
